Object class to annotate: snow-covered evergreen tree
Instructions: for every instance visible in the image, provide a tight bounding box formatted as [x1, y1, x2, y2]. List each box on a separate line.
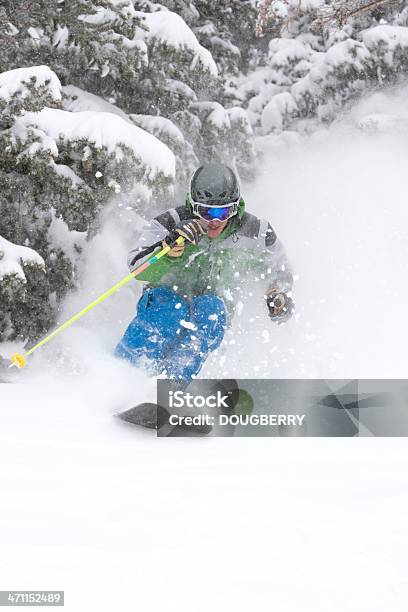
[0, 65, 174, 342]
[0, 2, 260, 345]
[248, 0, 408, 134]
[0, 1, 147, 94]
[0, 1, 256, 178]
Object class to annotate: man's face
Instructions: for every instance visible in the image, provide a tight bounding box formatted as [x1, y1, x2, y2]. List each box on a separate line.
[199, 217, 228, 238]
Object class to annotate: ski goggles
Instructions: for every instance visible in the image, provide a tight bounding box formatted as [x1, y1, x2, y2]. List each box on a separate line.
[191, 200, 239, 222]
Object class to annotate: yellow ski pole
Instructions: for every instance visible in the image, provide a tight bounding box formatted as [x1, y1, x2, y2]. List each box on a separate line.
[10, 236, 184, 369]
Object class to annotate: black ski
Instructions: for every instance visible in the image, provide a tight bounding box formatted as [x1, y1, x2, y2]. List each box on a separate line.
[117, 403, 168, 429]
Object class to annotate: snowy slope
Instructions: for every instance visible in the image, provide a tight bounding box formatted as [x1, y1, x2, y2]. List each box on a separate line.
[1, 86, 408, 610]
[0, 401, 407, 612]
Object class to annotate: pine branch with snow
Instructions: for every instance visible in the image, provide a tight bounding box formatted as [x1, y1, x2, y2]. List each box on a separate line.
[0, 234, 50, 343]
[255, 0, 403, 37]
[311, 0, 401, 31]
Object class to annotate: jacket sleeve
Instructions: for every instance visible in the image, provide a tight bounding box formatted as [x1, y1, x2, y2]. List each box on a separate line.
[260, 221, 294, 295]
[127, 218, 169, 273]
[127, 208, 193, 284]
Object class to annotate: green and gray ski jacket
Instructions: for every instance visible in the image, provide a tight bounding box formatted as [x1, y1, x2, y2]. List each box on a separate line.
[128, 198, 293, 318]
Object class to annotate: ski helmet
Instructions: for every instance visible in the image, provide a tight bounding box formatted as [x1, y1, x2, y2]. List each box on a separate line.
[189, 163, 240, 222]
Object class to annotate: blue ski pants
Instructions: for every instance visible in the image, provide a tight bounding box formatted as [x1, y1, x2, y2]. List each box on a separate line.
[115, 287, 227, 380]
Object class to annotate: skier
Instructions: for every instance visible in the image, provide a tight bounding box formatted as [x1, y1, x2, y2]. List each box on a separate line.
[115, 162, 294, 382]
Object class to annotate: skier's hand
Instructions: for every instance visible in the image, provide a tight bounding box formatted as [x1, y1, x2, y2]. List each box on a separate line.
[265, 289, 294, 324]
[164, 220, 206, 256]
[163, 240, 185, 257]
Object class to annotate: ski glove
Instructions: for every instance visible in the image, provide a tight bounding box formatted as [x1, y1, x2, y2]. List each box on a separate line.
[166, 220, 206, 247]
[265, 289, 294, 324]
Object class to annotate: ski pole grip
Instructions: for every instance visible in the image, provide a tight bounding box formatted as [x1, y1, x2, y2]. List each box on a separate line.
[165, 234, 185, 248]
